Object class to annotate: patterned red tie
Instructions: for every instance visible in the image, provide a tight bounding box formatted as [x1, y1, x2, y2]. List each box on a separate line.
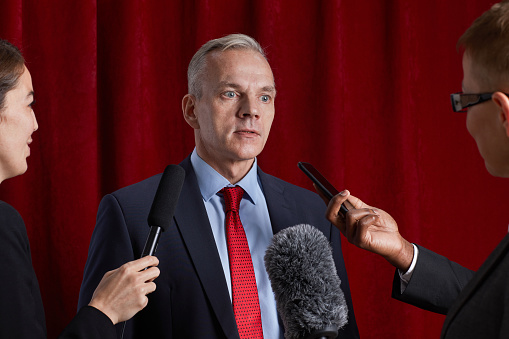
[220, 186, 264, 339]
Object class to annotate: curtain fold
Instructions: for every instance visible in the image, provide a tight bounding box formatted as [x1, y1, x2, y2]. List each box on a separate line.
[0, 1, 503, 337]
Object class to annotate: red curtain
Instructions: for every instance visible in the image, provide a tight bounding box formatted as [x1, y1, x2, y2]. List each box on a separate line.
[0, 1, 505, 337]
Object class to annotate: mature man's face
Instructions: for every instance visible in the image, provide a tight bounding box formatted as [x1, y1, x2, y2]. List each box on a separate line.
[189, 49, 276, 172]
[463, 53, 509, 177]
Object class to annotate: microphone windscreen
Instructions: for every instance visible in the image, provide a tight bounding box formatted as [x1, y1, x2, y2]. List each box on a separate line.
[264, 224, 348, 339]
[147, 164, 185, 231]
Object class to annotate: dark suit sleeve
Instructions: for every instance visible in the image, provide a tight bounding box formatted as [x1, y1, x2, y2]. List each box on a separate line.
[391, 245, 475, 314]
[0, 201, 46, 338]
[58, 306, 116, 339]
[78, 194, 136, 338]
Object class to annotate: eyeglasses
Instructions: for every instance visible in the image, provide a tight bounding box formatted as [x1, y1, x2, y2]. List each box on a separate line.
[450, 92, 497, 112]
[450, 91, 509, 112]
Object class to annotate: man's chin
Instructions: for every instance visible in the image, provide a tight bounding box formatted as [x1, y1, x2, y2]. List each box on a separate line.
[234, 146, 264, 161]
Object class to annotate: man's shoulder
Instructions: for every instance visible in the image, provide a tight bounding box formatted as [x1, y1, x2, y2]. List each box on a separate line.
[110, 158, 192, 201]
[258, 170, 331, 232]
[258, 170, 324, 206]
[111, 173, 163, 199]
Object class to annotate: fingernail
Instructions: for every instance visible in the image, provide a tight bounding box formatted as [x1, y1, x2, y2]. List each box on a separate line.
[339, 190, 347, 196]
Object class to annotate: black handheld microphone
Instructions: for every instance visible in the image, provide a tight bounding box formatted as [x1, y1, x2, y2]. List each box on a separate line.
[141, 164, 185, 257]
[121, 165, 185, 338]
[264, 224, 348, 339]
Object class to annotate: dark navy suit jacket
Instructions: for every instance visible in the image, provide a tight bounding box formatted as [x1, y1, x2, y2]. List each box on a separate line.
[78, 157, 360, 338]
[392, 235, 509, 338]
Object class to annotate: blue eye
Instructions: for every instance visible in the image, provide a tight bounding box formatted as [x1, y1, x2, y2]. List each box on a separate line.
[224, 91, 236, 98]
[260, 95, 270, 103]
[29, 99, 36, 108]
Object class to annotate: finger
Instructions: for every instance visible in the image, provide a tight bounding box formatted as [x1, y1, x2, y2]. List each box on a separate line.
[144, 281, 157, 295]
[346, 194, 369, 209]
[352, 214, 380, 248]
[346, 207, 379, 220]
[128, 256, 160, 272]
[139, 266, 160, 282]
[343, 199, 355, 211]
[357, 214, 379, 234]
[133, 295, 149, 312]
[326, 191, 350, 219]
[344, 208, 377, 240]
[344, 208, 373, 225]
[325, 199, 348, 234]
[102, 270, 115, 279]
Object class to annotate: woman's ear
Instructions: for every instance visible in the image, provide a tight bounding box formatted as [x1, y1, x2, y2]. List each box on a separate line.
[492, 92, 509, 137]
[182, 94, 200, 129]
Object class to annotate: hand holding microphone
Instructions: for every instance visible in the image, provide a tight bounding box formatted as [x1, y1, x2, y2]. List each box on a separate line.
[88, 255, 160, 324]
[298, 161, 413, 272]
[90, 165, 185, 325]
[326, 191, 414, 272]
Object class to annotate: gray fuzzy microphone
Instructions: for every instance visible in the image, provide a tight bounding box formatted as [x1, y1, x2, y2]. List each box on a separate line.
[264, 224, 348, 339]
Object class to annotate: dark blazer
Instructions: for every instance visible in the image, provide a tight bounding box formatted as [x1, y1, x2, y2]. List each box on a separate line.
[392, 235, 509, 338]
[0, 201, 46, 338]
[78, 157, 360, 339]
[0, 201, 116, 339]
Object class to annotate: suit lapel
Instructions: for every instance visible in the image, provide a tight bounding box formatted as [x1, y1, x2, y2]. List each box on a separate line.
[441, 233, 509, 337]
[174, 157, 239, 339]
[172, 162, 295, 338]
[258, 167, 292, 235]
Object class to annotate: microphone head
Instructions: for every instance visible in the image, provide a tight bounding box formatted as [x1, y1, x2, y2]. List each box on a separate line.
[147, 164, 185, 231]
[264, 224, 348, 339]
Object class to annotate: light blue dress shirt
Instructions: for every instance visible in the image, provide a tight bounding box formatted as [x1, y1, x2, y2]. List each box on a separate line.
[190, 149, 283, 339]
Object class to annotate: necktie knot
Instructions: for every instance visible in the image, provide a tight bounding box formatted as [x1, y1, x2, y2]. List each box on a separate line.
[220, 186, 244, 212]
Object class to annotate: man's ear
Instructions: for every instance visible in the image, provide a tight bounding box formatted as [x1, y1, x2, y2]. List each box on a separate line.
[492, 92, 509, 137]
[182, 94, 200, 129]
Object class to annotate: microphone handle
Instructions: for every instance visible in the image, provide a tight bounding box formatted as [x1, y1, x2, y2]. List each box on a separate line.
[141, 226, 162, 257]
[121, 225, 163, 338]
[302, 327, 338, 339]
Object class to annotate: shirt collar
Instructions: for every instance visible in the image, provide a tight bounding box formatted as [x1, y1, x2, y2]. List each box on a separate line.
[190, 148, 259, 204]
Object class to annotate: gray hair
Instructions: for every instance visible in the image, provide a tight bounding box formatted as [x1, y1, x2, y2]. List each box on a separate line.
[187, 33, 267, 98]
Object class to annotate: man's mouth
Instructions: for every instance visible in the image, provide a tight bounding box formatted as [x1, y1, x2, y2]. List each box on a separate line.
[236, 129, 259, 135]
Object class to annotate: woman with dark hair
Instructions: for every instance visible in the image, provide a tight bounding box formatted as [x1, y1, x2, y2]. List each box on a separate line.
[0, 39, 160, 338]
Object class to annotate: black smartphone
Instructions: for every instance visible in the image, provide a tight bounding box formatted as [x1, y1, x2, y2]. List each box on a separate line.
[298, 162, 349, 216]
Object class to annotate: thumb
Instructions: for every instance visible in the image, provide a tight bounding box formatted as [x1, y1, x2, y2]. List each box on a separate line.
[345, 193, 369, 209]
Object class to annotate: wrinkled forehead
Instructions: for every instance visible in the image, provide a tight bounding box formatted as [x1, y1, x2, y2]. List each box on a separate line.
[204, 49, 275, 84]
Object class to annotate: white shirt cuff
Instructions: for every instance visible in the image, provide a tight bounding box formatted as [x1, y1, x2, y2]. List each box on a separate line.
[398, 244, 418, 293]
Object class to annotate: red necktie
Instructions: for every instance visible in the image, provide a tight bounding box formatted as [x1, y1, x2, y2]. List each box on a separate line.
[220, 186, 264, 339]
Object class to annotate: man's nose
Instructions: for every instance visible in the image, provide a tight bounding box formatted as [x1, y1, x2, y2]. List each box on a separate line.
[239, 96, 260, 118]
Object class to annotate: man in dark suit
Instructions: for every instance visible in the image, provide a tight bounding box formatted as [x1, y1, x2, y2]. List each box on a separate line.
[324, 2, 509, 337]
[78, 34, 360, 339]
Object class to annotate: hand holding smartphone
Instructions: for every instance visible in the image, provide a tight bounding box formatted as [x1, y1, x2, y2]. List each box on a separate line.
[298, 162, 349, 216]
